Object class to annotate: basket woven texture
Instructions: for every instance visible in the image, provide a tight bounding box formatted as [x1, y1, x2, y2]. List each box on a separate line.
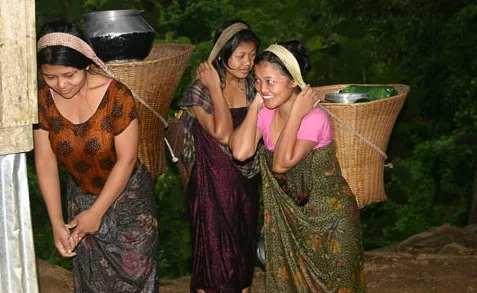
[164, 116, 193, 190]
[315, 84, 409, 208]
[107, 43, 195, 181]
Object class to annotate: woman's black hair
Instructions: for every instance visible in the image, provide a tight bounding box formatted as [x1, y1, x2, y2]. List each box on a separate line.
[211, 20, 261, 86]
[37, 18, 94, 70]
[254, 40, 310, 82]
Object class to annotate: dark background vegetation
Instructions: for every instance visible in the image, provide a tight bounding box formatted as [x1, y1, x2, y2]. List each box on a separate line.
[30, 0, 477, 279]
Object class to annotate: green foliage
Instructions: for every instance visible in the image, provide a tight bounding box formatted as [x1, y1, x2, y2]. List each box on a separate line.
[35, 0, 85, 30]
[363, 135, 476, 249]
[159, 0, 236, 43]
[31, 0, 477, 279]
[155, 162, 192, 278]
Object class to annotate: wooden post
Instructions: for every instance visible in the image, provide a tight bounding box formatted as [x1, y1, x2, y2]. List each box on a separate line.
[0, 0, 39, 292]
[0, 0, 38, 153]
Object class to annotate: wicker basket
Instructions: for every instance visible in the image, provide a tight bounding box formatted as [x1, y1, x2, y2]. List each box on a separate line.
[107, 43, 195, 181]
[164, 116, 193, 190]
[315, 84, 409, 208]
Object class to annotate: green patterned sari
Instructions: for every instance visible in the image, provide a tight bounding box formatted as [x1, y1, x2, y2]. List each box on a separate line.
[259, 144, 366, 293]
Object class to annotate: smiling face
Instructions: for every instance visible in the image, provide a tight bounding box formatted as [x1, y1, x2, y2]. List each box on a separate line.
[253, 61, 297, 109]
[40, 64, 87, 99]
[224, 41, 257, 79]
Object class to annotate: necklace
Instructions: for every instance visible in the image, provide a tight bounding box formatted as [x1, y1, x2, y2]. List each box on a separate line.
[222, 78, 246, 108]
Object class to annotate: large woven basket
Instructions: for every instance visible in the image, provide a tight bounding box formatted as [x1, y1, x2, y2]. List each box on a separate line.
[107, 43, 195, 181]
[315, 84, 409, 208]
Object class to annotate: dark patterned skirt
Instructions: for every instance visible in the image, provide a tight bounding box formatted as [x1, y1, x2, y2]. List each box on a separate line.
[67, 164, 159, 293]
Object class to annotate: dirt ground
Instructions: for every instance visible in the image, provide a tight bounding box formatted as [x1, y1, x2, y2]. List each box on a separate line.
[37, 224, 477, 293]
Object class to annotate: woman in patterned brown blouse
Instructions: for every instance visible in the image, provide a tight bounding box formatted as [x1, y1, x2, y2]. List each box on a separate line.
[34, 18, 158, 292]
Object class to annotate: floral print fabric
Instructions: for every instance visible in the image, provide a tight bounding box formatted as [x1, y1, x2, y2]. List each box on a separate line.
[68, 164, 158, 293]
[259, 144, 366, 293]
[37, 79, 137, 195]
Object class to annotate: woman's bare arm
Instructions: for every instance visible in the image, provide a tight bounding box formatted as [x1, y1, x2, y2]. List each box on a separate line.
[193, 62, 233, 144]
[273, 86, 318, 173]
[229, 93, 263, 161]
[34, 128, 76, 257]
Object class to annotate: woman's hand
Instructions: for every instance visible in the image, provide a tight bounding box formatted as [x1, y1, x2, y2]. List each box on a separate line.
[52, 222, 77, 257]
[66, 209, 103, 248]
[252, 92, 264, 110]
[196, 61, 220, 90]
[292, 85, 320, 116]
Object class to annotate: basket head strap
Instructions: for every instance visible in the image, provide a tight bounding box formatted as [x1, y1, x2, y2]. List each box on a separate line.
[264, 44, 306, 90]
[37, 32, 115, 77]
[208, 23, 249, 62]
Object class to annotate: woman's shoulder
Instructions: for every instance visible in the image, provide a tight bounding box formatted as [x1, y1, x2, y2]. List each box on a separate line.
[88, 72, 110, 85]
[301, 106, 331, 126]
[185, 78, 207, 95]
[182, 78, 210, 106]
[37, 83, 52, 109]
[110, 78, 129, 90]
[257, 107, 274, 127]
[102, 77, 133, 96]
[305, 106, 330, 120]
[38, 82, 50, 96]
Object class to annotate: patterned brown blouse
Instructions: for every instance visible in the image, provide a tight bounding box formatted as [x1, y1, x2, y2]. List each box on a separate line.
[38, 79, 137, 195]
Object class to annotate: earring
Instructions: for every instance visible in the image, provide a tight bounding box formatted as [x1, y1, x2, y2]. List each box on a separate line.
[86, 66, 90, 71]
[292, 82, 297, 87]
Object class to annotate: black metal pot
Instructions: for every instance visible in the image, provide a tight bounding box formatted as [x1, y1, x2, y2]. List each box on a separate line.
[82, 9, 155, 63]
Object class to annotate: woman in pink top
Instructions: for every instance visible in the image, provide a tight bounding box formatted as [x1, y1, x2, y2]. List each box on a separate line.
[230, 40, 366, 293]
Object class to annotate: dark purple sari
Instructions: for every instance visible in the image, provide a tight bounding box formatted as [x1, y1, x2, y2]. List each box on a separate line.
[187, 107, 260, 293]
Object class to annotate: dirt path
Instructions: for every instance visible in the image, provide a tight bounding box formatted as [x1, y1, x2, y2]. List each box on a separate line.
[37, 224, 477, 293]
[37, 253, 477, 293]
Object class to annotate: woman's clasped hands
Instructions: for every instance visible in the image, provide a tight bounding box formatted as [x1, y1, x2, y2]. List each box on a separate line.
[53, 209, 103, 257]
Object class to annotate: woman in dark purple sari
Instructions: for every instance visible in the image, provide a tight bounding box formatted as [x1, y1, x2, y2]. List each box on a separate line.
[180, 20, 261, 293]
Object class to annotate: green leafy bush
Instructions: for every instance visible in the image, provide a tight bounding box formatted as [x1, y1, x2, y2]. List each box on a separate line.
[155, 161, 192, 278]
